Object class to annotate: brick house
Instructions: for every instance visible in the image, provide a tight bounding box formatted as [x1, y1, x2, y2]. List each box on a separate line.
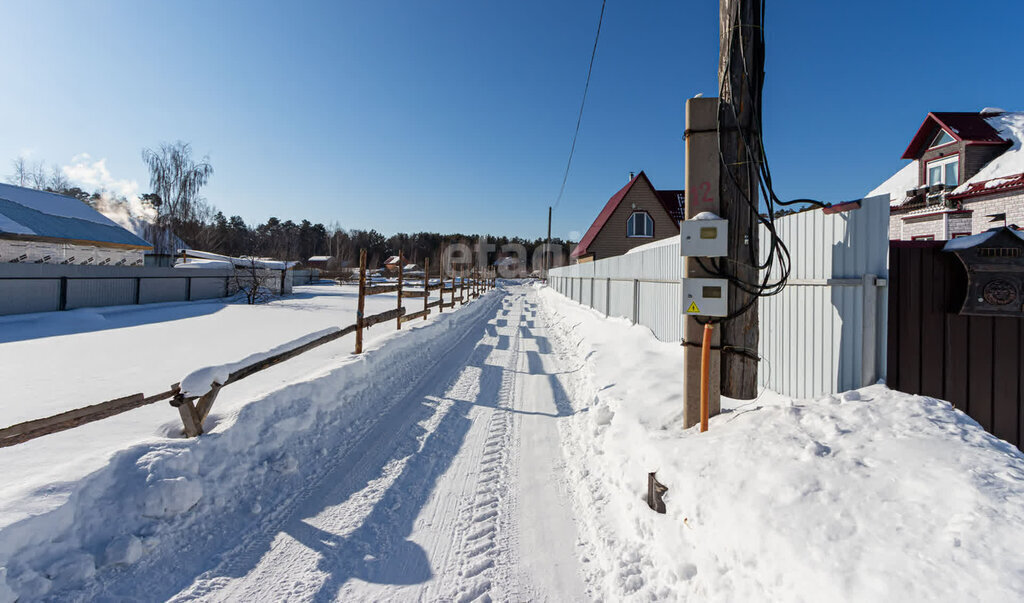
[869, 110, 1024, 240]
[570, 171, 683, 263]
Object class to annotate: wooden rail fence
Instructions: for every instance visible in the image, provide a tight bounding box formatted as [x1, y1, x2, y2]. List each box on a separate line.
[0, 250, 497, 447]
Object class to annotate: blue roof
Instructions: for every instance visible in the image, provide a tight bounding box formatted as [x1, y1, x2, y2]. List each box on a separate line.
[0, 184, 152, 248]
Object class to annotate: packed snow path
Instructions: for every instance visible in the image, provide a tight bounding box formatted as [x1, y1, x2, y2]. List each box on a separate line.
[157, 288, 587, 601]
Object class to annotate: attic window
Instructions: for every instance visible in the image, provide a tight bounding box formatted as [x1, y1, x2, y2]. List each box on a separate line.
[929, 129, 956, 148]
[627, 212, 653, 238]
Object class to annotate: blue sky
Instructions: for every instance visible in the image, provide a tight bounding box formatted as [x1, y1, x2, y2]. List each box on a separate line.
[1, 1, 1021, 241]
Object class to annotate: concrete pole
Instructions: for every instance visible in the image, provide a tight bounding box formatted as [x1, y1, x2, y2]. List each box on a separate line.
[683, 97, 722, 429]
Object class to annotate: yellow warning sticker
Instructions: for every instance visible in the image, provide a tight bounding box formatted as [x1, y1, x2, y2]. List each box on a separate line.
[686, 301, 700, 313]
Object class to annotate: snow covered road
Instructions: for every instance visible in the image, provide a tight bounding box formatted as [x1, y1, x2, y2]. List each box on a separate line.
[99, 286, 588, 601]
[6, 282, 1024, 601]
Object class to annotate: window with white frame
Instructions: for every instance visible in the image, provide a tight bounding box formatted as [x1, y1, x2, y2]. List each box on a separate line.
[627, 211, 653, 237]
[927, 155, 959, 186]
[929, 128, 955, 148]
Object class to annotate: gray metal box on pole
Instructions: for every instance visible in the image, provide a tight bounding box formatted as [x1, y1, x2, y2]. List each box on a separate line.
[682, 277, 729, 317]
[680, 216, 728, 257]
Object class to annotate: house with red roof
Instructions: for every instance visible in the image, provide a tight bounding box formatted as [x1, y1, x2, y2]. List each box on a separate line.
[867, 109, 1024, 240]
[570, 171, 683, 263]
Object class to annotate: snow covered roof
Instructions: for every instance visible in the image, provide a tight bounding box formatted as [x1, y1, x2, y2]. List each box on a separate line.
[902, 112, 1008, 159]
[949, 112, 1024, 199]
[0, 183, 153, 249]
[942, 226, 1024, 251]
[384, 255, 400, 265]
[307, 255, 332, 262]
[866, 162, 919, 207]
[403, 263, 418, 271]
[180, 249, 298, 270]
[868, 111, 1024, 206]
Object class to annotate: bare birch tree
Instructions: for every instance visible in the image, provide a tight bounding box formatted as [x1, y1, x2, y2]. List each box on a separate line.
[141, 141, 213, 228]
[7, 156, 29, 187]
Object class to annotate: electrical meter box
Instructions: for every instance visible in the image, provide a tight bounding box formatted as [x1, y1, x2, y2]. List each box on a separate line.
[682, 277, 729, 317]
[680, 216, 728, 257]
[945, 227, 1024, 317]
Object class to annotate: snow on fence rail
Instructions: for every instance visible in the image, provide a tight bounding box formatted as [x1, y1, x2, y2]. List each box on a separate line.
[0, 251, 498, 447]
[547, 196, 890, 398]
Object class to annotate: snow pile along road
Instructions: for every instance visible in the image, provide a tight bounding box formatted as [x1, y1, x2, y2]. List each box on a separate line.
[537, 285, 1024, 601]
[0, 291, 503, 600]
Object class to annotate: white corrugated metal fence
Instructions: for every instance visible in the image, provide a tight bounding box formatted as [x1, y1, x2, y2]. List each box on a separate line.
[547, 195, 890, 397]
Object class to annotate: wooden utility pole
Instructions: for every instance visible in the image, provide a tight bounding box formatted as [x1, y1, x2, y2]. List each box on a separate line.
[718, 0, 761, 399]
[356, 249, 367, 353]
[545, 206, 552, 277]
[423, 257, 430, 320]
[396, 253, 404, 330]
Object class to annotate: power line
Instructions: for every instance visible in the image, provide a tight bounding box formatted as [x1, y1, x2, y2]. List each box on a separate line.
[553, 0, 606, 210]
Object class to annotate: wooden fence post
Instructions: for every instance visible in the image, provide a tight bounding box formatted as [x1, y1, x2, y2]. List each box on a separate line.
[437, 255, 443, 314]
[356, 249, 366, 354]
[171, 389, 203, 437]
[397, 254, 404, 330]
[423, 257, 430, 320]
[195, 383, 222, 423]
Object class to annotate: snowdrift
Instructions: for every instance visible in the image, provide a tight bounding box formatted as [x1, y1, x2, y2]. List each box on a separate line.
[538, 286, 1024, 601]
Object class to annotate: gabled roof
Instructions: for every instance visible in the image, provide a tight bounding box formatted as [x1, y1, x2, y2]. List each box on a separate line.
[902, 112, 1009, 159]
[870, 111, 1024, 207]
[384, 255, 401, 265]
[571, 171, 683, 259]
[0, 183, 152, 249]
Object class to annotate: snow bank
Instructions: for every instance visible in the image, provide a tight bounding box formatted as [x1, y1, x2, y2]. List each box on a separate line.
[952, 111, 1024, 194]
[538, 286, 1024, 601]
[0, 291, 500, 600]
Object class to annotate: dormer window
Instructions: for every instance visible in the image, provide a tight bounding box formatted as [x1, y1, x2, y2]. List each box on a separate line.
[929, 128, 956, 149]
[627, 211, 653, 237]
[927, 155, 959, 186]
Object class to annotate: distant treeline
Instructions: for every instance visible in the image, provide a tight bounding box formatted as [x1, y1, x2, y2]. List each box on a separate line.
[8, 147, 573, 272]
[190, 212, 574, 272]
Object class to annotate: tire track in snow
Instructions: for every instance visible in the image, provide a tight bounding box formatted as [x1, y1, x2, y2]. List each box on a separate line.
[438, 293, 523, 603]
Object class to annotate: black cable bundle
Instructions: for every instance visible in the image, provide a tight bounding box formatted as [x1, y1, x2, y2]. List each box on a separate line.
[700, 0, 829, 323]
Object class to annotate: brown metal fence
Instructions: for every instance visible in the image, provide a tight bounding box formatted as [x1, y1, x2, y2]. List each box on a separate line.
[887, 241, 1024, 450]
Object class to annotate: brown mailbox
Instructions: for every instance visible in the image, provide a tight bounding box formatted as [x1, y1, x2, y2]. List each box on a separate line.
[945, 227, 1024, 317]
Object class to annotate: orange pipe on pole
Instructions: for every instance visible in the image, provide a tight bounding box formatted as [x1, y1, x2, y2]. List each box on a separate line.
[700, 322, 713, 433]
